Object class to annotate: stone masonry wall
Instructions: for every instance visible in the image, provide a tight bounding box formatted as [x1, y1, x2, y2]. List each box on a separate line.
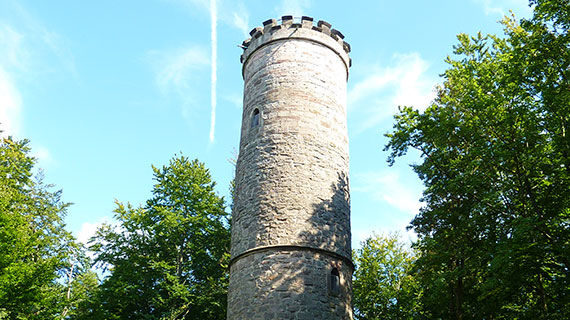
[228, 249, 353, 319]
[228, 16, 352, 319]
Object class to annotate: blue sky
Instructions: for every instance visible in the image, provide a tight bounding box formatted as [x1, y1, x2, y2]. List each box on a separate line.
[0, 0, 532, 248]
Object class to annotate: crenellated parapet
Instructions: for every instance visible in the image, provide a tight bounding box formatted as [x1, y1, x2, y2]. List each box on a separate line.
[240, 16, 351, 79]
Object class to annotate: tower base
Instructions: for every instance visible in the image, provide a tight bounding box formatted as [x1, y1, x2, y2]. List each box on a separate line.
[227, 248, 353, 319]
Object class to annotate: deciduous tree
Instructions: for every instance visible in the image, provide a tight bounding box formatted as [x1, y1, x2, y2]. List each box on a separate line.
[91, 156, 230, 319]
[352, 233, 421, 320]
[385, 2, 569, 318]
[0, 136, 94, 319]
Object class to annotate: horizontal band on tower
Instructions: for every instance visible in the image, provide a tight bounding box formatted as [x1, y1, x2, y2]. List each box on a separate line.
[229, 244, 354, 271]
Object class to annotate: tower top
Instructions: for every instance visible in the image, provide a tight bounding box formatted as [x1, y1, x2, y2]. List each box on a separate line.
[240, 16, 351, 79]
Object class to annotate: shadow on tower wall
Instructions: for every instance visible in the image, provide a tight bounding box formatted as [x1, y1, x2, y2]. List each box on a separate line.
[229, 173, 353, 318]
[299, 171, 351, 258]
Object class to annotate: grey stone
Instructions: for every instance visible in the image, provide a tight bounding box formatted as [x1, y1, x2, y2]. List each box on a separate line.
[228, 16, 353, 320]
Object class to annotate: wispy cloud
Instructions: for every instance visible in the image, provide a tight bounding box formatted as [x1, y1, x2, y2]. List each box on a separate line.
[0, 3, 75, 138]
[0, 24, 27, 70]
[274, 0, 311, 16]
[168, 0, 209, 11]
[350, 169, 421, 246]
[473, 0, 532, 17]
[8, 3, 76, 76]
[0, 67, 22, 137]
[209, 0, 217, 143]
[147, 45, 210, 123]
[30, 145, 54, 167]
[0, 24, 25, 137]
[224, 93, 242, 109]
[229, 4, 249, 38]
[348, 53, 436, 134]
[37, 28, 76, 76]
[166, 0, 250, 142]
[150, 46, 209, 95]
[353, 170, 423, 215]
[171, 0, 249, 32]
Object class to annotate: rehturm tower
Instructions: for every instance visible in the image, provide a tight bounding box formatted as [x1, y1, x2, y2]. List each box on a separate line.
[228, 15, 353, 319]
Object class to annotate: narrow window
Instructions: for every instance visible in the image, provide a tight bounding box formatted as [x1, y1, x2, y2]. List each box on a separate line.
[251, 108, 260, 128]
[330, 267, 340, 295]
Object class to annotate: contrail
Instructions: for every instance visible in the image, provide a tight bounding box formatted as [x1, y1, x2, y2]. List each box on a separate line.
[209, 0, 217, 143]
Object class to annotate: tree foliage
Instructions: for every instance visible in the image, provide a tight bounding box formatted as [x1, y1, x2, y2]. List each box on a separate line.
[90, 156, 230, 319]
[352, 234, 421, 320]
[385, 1, 569, 319]
[0, 136, 95, 319]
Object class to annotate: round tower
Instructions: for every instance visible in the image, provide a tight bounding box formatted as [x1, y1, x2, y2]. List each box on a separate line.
[228, 16, 352, 319]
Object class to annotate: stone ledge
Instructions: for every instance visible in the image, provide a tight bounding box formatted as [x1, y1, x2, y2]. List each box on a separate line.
[229, 244, 354, 271]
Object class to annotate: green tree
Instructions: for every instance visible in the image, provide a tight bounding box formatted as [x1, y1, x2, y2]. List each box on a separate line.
[352, 233, 421, 320]
[385, 2, 569, 319]
[63, 267, 101, 320]
[0, 136, 95, 319]
[91, 156, 230, 319]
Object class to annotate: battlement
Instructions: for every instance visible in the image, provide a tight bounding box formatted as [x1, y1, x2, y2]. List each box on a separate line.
[240, 16, 351, 79]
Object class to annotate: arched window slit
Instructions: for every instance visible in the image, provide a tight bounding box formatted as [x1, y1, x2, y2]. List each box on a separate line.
[330, 267, 340, 294]
[251, 108, 260, 128]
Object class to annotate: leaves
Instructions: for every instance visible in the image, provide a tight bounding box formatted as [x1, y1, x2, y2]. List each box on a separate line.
[384, 3, 570, 318]
[90, 155, 230, 319]
[353, 233, 421, 320]
[0, 137, 93, 320]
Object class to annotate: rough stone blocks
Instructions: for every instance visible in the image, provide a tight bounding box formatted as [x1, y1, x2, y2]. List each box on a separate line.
[229, 17, 352, 320]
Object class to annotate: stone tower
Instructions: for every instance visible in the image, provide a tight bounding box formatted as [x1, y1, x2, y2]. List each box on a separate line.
[228, 16, 352, 319]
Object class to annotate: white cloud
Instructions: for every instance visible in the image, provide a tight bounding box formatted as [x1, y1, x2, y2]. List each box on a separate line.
[353, 170, 422, 215]
[30, 145, 53, 166]
[167, 0, 209, 12]
[0, 6, 75, 138]
[473, 0, 532, 17]
[171, 0, 250, 36]
[348, 53, 436, 134]
[350, 170, 422, 248]
[148, 46, 210, 126]
[150, 46, 209, 95]
[349, 70, 397, 107]
[74, 217, 118, 266]
[224, 93, 242, 109]
[75, 218, 112, 246]
[163, 0, 249, 143]
[230, 6, 249, 38]
[0, 67, 22, 137]
[6, 4, 76, 76]
[38, 29, 76, 76]
[274, 0, 311, 17]
[0, 24, 26, 137]
[209, 0, 217, 143]
[0, 24, 27, 70]
[352, 228, 417, 250]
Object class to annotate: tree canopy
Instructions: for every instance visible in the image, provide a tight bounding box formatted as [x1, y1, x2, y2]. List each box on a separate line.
[90, 156, 230, 319]
[385, 1, 569, 318]
[353, 233, 421, 320]
[1, 137, 231, 319]
[0, 137, 95, 319]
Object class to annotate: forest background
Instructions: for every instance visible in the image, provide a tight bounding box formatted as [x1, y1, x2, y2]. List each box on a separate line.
[1, 0, 568, 319]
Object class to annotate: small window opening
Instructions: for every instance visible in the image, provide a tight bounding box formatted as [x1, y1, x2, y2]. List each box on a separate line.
[330, 267, 340, 295]
[251, 108, 260, 128]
